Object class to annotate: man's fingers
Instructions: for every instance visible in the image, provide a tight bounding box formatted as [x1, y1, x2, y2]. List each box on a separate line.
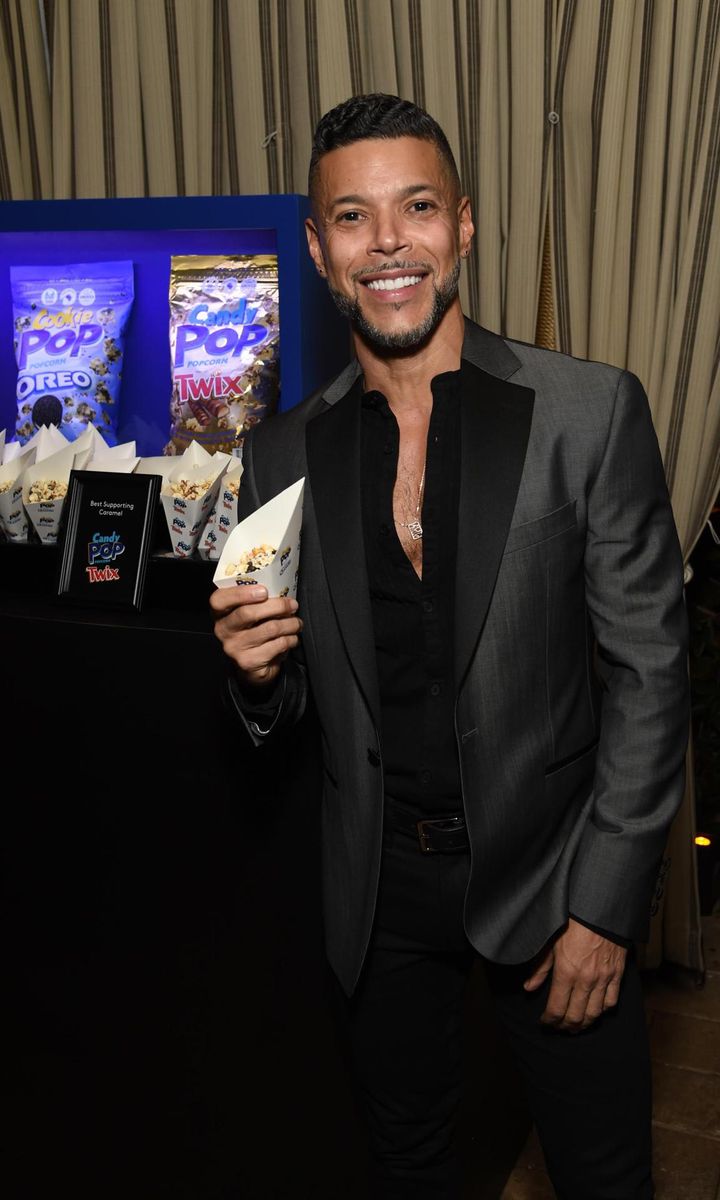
[557, 981, 597, 1031]
[214, 596, 300, 640]
[524, 948, 554, 992]
[543, 969, 623, 1032]
[226, 615, 302, 649]
[535, 919, 628, 1031]
[209, 583, 269, 613]
[603, 975, 622, 1010]
[540, 973, 573, 1026]
[210, 581, 303, 686]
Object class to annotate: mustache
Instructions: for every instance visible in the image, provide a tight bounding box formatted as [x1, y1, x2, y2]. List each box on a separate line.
[351, 260, 432, 282]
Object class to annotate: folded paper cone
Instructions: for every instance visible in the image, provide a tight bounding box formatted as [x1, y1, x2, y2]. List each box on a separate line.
[200, 464, 243, 558]
[73, 425, 110, 470]
[85, 457, 140, 473]
[23, 444, 76, 544]
[92, 439, 136, 461]
[0, 447, 35, 542]
[213, 478, 304, 597]
[23, 423, 68, 462]
[134, 456, 175, 481]
[161, 463, 225, 557]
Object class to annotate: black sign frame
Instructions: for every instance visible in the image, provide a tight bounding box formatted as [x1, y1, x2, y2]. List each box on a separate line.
[56, 470, 161, 611]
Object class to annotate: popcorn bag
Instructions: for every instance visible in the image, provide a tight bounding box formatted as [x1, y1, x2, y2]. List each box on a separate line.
[161, 462, 225, 557]
[11, 261, 134, 445]
[22, 444, 76, 544]
[214, 478, 304, 598]
[0, 447, 35, 542]
[200, 463, 242, 559]
[166, 254, 279, 457]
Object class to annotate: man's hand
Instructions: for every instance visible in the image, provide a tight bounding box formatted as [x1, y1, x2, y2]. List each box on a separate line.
[523, 917, 627, 1032]
[210, 584, 303, 689]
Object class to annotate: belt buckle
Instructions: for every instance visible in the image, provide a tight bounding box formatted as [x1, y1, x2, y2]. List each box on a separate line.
[416, 818, 437, 854]
[416, 815, 465, 854]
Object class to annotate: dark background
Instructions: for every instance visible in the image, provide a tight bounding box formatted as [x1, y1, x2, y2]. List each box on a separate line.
[2, 540, 530, 1199]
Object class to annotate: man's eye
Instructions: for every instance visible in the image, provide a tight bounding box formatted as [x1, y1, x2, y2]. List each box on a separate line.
[338, 211, 362, 222]
[410, 201, 434, 213]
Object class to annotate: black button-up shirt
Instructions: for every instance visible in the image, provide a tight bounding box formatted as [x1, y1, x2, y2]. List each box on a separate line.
[360, 371, 462, 815]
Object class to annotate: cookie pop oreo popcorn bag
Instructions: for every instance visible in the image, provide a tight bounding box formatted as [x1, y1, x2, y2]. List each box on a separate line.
[166, 255, 279, 457]
[11, 262, 134, 445]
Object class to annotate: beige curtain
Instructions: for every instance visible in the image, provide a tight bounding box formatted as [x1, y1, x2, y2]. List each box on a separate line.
[2, 0, 717, 970]
[546, 0, 719, 973]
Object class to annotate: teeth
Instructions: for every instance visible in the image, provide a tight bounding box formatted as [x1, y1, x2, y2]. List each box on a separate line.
[366, 275, 422, 291]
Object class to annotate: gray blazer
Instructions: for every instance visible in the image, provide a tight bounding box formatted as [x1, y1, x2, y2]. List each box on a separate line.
[234, 319, 689, 996]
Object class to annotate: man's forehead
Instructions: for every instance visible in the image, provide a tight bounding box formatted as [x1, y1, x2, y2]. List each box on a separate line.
[315, 136, 450, 195]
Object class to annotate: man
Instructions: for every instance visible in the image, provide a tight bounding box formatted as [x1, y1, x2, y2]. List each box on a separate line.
[211, 94, 689, 1198]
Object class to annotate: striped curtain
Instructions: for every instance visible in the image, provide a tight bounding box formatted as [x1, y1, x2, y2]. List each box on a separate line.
[2, 0, 717, 970]
[547, 1, 719, 973]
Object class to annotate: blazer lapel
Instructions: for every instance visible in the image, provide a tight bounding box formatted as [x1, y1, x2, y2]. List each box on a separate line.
[305, 377, 380, 727]
[454, 358, 535, 692]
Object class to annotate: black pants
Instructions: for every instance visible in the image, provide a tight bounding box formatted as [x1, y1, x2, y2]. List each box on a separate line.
[343, 819, 653, 1199]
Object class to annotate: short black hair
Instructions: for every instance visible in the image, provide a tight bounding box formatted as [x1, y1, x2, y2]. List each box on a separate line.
[308, 93, 461, 202]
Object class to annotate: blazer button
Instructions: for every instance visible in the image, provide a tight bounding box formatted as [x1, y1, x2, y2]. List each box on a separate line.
[367, 748, 381, 767]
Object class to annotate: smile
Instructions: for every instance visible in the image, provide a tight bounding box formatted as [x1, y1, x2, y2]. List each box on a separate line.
[364, 275, 424, 292]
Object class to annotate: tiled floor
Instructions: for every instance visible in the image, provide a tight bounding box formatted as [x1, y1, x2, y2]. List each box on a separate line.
[501, 916, 720, 1199]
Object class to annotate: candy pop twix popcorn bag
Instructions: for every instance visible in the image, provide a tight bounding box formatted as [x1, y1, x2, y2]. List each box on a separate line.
[11, 262, 134, 445]
[166, 254, 279, 457]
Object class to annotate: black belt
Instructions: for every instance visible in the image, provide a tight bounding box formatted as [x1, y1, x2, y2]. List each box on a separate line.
[388, 803, 470, 854]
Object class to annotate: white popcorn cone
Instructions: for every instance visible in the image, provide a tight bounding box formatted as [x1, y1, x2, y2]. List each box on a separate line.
[214, 478, 304, 597]
[23, 444, 76, 544]
[0, 447, 35, 542]
[23, 423, 68, 462]
[161, 461, 226, 557]
[200, 463, 242, 558]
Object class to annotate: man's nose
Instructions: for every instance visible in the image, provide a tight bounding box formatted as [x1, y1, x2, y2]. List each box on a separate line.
[369, 211, 410, 256]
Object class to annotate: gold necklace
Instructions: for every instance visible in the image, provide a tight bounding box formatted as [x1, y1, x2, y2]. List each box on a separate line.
[394, 466, 425, 541]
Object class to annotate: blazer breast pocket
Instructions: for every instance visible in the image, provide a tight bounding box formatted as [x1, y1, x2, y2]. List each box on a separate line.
[503, 499, 577, 555]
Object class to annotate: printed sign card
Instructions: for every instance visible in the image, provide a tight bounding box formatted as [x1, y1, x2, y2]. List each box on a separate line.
[56, 470, 160, 610]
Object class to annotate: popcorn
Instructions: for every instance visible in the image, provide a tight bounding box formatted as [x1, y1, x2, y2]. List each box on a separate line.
[224, 544, 276, 577]
[169, 477, 214, 501]
[27, 478, 68, 502]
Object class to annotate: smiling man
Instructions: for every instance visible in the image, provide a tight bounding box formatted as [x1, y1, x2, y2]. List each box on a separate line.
[211, 94, 689, 1198]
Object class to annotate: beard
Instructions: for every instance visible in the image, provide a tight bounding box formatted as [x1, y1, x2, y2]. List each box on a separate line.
[327, 257, 462, 351]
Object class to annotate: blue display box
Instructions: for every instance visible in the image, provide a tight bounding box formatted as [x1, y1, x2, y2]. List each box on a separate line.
[0, 195, 349, 455]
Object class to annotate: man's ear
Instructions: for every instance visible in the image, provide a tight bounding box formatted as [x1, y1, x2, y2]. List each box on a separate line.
[305, 217, 326, 276]
[457, 197, 474, 258]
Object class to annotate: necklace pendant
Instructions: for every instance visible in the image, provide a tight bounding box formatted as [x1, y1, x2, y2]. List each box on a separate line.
[407, 519, 423, 540]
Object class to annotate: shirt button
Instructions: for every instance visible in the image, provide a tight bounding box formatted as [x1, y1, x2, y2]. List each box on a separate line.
[430, 681, 442, 697]
[383, 442, 394, 454]
[420, 769, 432, 785]
[380, 523, 390, 536]
[422, 598, 434, 613]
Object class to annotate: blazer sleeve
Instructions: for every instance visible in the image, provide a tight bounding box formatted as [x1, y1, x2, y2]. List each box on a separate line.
[568, 369, 690, 942]
[222, 427, 308, 747]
